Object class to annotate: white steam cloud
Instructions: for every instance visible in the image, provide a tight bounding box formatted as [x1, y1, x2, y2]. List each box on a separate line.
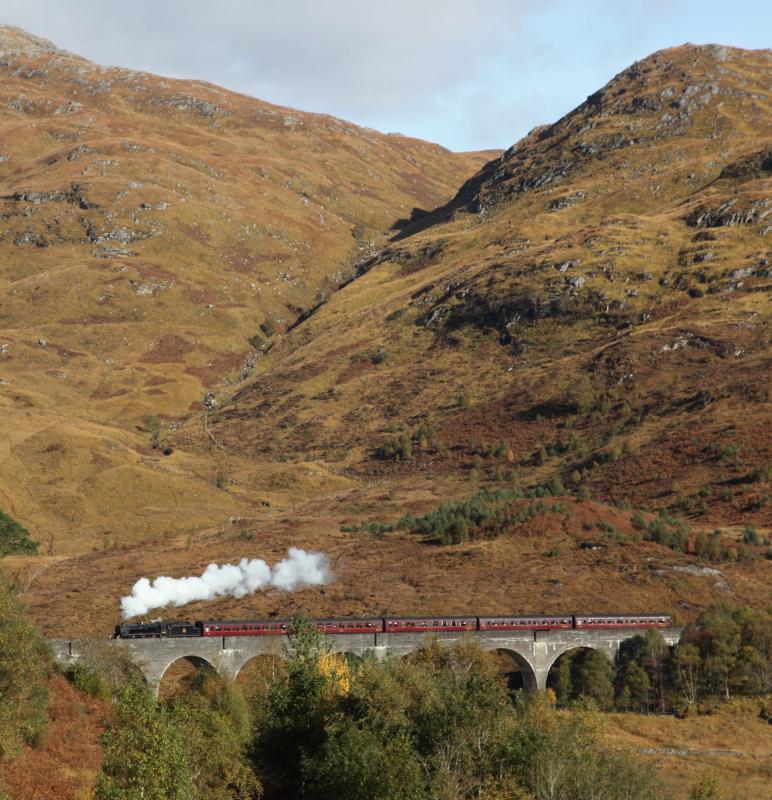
[120, 548, 332, 618]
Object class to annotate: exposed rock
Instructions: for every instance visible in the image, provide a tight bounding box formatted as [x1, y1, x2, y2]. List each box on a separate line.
[550, 191, 586, 210]
[146, 93, 224, 117]
[53, 100, 82, 114]
[686, 197, 770, 227]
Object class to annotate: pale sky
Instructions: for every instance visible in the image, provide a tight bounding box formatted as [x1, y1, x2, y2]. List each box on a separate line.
[1, 0, 769, 151]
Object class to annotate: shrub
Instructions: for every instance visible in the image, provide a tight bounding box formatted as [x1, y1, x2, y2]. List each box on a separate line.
[632, 510, 689, 553]
[577, 485, 592, 501]
[742, 525, 759, 546]
[564, 374, 596, 414]
[65, 662, 111, 701]
[0, 509, 38, 556]
[370, 347, 388, 364]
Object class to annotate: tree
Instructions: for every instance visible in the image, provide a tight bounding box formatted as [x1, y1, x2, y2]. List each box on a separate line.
[0, 566, 49, 758]
[304, 720, 421, 800]
[551, 654, 573, 707]
[169, 673, 260, 800]
[449, 516, 469, 544]
[249, 619, 334, 797]
[673, 643, 702, 709]
[509, 693, 660, 800]
[95, 677, 191, 800]
[642, 629, 668, 712]
[572, 650, 614, 709]
[693, 606, 741, 700]
[618, 662, 651, 712]
[741, 609, 772, 695]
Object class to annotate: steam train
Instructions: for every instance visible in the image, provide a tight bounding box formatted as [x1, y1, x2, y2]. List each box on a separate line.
[114, 612, 672, 639]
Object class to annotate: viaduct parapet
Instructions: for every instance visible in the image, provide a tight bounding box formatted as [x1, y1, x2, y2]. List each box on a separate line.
[51, 628, 682, 695]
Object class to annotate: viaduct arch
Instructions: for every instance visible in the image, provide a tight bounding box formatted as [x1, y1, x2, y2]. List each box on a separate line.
[50, 628, 681, 696]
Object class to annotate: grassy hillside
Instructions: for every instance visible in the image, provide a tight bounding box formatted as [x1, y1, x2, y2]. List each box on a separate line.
[1, 37, 768, 645]
[0, 24, 493, 554]
[206, 45, 770, 528]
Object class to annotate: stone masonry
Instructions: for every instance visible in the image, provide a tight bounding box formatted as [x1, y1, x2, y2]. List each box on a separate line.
[50, 628, 682, 695]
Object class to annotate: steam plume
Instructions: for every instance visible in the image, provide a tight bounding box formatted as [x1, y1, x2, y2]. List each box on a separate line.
[120, 547, 332, 618]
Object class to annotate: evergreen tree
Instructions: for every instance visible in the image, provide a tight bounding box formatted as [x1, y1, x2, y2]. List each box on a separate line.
[552, 653, 573, 707]
[618, 662, 651, 712]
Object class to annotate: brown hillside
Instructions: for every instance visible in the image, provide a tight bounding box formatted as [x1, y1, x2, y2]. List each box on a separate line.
[3, 40, 769, 641]
[0, 25, 492, 553]
[204, 44, 771, 527]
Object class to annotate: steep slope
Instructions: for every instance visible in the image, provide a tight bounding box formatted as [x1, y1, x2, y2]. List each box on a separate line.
[207, 44, 771, 525]
[0, 25, 493, 552]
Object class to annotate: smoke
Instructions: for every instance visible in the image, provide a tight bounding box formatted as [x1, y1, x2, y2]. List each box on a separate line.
[120, 547, 332, 618]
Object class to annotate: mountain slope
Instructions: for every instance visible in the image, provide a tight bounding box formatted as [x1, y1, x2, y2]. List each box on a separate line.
[6, 42, 771, 640]
[0, 25, 494, 552]
[206, 44, 771, 525]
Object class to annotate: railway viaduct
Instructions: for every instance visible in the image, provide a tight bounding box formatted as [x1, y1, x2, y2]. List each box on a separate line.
[51, 627, 682, 695]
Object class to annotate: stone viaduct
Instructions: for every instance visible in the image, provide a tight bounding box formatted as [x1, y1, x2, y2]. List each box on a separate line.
[51, 627, 681, 695]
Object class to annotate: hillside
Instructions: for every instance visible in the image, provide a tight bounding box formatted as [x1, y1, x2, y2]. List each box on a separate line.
[0, 25, 493, 554]
[1, 39, 769, 639]
[1, 34, 770, 800]
[204, 43, 771, 525]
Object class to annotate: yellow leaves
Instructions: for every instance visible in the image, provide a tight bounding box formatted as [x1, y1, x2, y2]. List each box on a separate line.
[316, 651, 352, 696]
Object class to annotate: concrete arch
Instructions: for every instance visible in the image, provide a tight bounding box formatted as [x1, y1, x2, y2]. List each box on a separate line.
[484, 647, 539, 693]
[339, 651, 363, 664]
[543, 642, 615, 701]
[233, 652, 286, 688]
[543, 641, 615, 679]
[157, 654, 218, 701]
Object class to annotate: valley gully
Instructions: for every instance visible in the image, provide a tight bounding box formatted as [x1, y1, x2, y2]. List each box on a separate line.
[115, 613, 672, 639]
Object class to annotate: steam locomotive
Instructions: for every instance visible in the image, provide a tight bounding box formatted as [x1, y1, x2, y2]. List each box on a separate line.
[114, 612, 672, 639]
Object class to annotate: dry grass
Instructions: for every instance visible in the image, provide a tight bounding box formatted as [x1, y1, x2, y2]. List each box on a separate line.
[0, 674, 109, 800]
[0, 27, 493, 555]
[605, 700, 772, 800]
[15, 489, 771, 639]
